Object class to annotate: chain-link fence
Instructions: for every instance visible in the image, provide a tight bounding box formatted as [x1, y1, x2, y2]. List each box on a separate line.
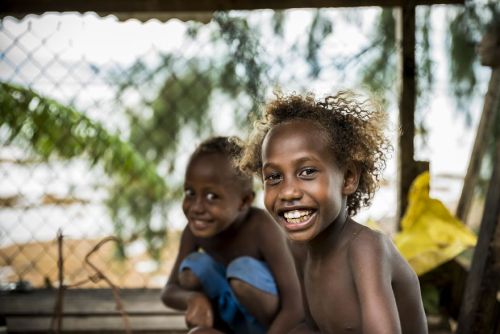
[0, 8, 407, 289]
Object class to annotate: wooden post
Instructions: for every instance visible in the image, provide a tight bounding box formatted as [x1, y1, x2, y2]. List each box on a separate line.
[456, 141, 500, 334]
[456, 26, 500, 222]
[396, 3, 418, 222]
[456, 69, 500, 222]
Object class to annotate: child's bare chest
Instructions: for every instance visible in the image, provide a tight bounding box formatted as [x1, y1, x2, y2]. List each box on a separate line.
[304, 251, 362, 333]
[197, 231, 262, 265]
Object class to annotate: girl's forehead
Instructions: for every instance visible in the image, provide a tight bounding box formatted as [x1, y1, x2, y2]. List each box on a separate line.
[188, 153, 230, 175]
[190, 151, 227, 165]
[263, 119, 335, 162]
[267, 119, 330, 144]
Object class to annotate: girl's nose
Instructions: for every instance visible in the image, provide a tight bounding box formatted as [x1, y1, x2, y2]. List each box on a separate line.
[190, 196, 205, 213]
[278, 179, 303, 202]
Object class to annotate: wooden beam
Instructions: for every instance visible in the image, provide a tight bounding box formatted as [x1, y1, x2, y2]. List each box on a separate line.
[0, 0, 464, 17]
[0, 289, 187, 333]
[0, 289, 181, 316]
[6, 315, 187, 334]
[456, 141, 500, 334]
[396, 3, 418, 222]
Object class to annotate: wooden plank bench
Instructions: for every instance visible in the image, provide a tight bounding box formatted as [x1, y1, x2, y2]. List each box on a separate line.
[0, 288, 188, 333]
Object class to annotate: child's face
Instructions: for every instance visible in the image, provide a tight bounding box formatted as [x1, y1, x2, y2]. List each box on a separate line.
[183, 152, 249, 238]
[261, 119, 348, 242]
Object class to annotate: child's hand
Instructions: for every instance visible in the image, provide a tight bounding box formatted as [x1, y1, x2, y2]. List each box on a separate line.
[186, 293, 214, 329]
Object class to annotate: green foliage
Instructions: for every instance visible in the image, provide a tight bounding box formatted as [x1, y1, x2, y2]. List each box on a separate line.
[108, 63, 221, 259]
[112, 12, 272, 167]
[213, 12, 268, 115]
[128, 64, 215, 164]
[415, 7, 433, 147]
[272, 10, 285, 37]
[101, 13, 273, 257]
[447, 1, 499, 121]
[418, 7, 434, 98]
[4, 6, 499, 261]
[420, 284, 441, 315]
[449, 10, 478, 122]
[361, 9, 397, 96]
[307, 10, 334, 78]
[0, 82, 169, 260]
[361, 3, 499, 128]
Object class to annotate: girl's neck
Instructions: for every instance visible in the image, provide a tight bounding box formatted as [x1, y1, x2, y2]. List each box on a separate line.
[217, 207, 251, 238]
[308, 206, 350, 256]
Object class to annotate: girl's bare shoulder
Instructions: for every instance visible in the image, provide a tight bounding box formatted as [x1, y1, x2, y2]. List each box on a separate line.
[348, 222, 397, 262]
[247, 207, 277, 226]
[348, 222, 415, 280]
[245, 207, 286, 241]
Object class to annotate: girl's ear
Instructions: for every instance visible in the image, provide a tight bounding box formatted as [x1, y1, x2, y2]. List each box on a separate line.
[240, 191, 255, 211]
[342, 162, 360, 196]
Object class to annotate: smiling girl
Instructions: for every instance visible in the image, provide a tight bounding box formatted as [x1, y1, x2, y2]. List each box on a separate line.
[161, 136, 303, 334]
[240, 92, 428, 334]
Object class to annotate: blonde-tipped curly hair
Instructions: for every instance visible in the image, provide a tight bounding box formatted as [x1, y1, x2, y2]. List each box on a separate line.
[239, 91, 392, 216]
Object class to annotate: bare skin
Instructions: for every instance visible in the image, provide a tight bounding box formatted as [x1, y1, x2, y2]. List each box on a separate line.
[262, 120, 428, 334]
[161, 152, 303, 333]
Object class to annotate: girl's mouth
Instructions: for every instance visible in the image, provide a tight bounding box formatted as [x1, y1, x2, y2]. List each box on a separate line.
[190, 219, 212, 230]
[280, 209, 316, 231]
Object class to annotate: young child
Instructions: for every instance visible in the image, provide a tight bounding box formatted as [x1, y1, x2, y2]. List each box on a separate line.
[240, 92, 428, 334]
[161, 136, 303, 334]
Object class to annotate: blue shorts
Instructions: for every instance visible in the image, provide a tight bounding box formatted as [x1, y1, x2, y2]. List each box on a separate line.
[179, 252, 278, 334]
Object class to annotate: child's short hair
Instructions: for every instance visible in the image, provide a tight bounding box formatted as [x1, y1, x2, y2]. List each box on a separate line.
[240, 91, 391, 216]
[192, 136, 254, 194]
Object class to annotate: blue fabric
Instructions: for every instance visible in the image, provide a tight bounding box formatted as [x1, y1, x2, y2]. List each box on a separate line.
[226, 256, 278, 295]
[179, 252, 277, 334]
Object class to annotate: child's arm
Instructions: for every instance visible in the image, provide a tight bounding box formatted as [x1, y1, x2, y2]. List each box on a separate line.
[161, 227, 212, 328]
[349, 231, 403, 334]
[259, 215, 305, 334]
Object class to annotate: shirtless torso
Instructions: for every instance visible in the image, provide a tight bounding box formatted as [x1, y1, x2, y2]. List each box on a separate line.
[292, 219, 427, 334]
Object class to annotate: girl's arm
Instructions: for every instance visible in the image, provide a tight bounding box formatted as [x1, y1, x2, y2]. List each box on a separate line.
[349, 230, 401, 334]
[161, 227, 212, 328]
[258, 214, 305, 334]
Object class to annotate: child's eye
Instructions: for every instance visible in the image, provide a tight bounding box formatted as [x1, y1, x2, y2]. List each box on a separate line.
[298, 167, 318, 178]
[264, 172, 282, 185]
[184, 188, 195, 197]
[206, 192, 218, 201]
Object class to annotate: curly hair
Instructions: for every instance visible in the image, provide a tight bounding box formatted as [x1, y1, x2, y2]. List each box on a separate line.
[239, 91, 392, 216]
[191, 136, 254, 194]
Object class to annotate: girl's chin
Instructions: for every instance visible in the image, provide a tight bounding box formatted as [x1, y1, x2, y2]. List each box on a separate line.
[189, 224, 215, 238]
[282, 224, 317, 242]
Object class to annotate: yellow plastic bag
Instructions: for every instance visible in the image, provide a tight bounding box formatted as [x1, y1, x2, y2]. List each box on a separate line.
[393, 172, 477, 276]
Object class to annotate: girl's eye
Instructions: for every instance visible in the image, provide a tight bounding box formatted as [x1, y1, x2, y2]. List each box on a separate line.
[299, 167, 318, 178]
[264, 172, 282, 185]
[206, 192, 218, 201]
[184, 188, 194, 197]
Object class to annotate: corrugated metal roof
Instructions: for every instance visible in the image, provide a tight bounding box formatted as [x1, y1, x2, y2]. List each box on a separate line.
[0, 0, 464, 21]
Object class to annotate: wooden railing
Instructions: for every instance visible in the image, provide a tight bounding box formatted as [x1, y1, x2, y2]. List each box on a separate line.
[0, 288, 187, 333]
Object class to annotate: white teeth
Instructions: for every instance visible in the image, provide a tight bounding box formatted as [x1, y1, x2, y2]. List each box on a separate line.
[283, 210, 312, 219]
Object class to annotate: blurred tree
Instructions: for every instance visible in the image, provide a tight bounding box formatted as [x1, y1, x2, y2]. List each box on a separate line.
[3, 4, 498, 260]
[360, 2, 499, 139]
[0, 82, 169, 258]
[101, 12, 272, 257]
